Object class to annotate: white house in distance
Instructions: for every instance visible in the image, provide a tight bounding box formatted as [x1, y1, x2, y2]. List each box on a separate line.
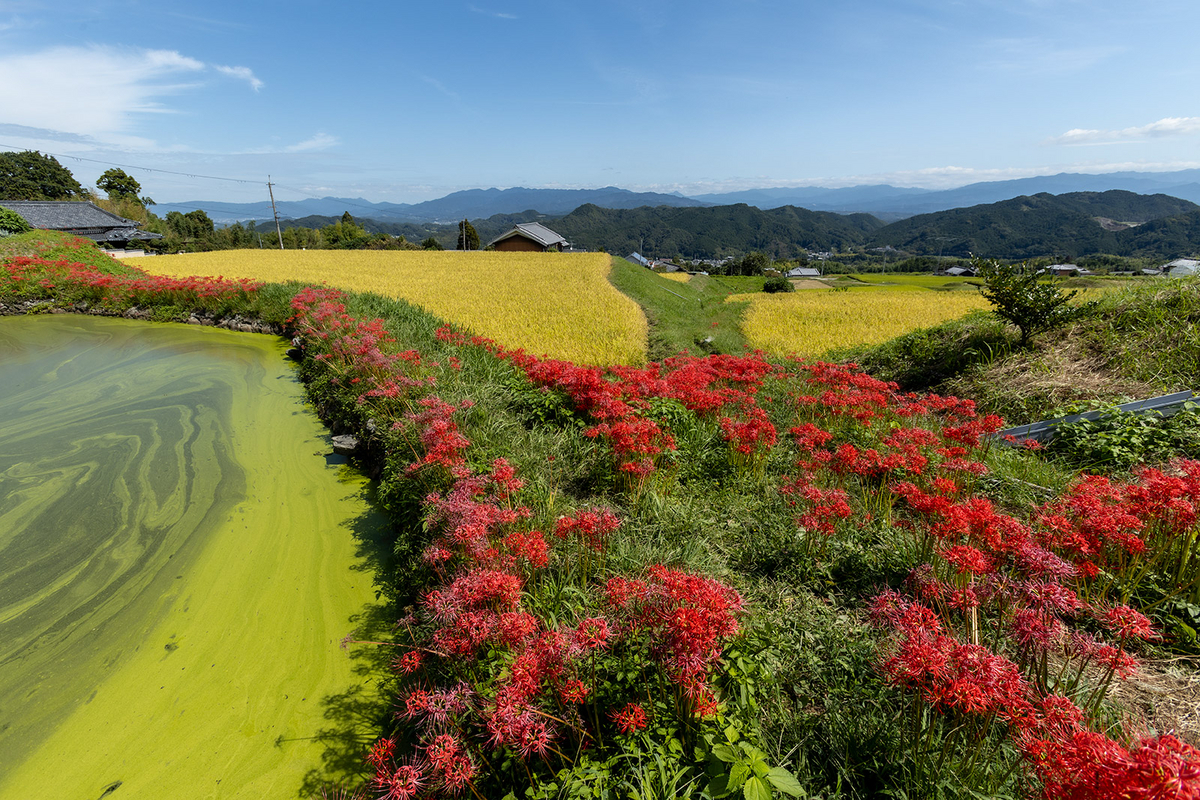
[786, 266, 822, 278]
[1162, 258, 1200, 277]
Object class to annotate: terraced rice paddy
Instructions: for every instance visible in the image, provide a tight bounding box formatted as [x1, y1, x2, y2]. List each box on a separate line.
[0, 315, 386, 799]
[733, 285, 992, 357]
[129, 251, 647, 366]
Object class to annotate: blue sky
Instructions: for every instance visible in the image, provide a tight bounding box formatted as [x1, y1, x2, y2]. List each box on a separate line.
[1, 0, 1198, 204]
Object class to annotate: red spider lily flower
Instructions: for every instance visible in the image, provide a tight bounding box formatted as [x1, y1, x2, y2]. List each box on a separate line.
[374, 762, 426, 800]
[573, 617, 611, 650]
[612, 702, 648, 733]
[366, 737, 397, 771]
[1099, 604, 1160, 641]
[941, 544, 995, 576]
[558, 678, 591, 705]
[393, 651, 424, 675]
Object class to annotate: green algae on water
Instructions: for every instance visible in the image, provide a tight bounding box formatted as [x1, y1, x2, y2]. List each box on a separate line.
[0, 316, 388, 799]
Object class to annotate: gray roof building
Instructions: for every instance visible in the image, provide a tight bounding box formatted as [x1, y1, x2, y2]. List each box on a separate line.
[1163, 258, 1200, 276]
[487, 222, 569, 252]
[0, 200, 162, 245]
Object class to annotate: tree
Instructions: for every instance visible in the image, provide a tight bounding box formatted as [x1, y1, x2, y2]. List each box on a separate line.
[975, 259, 1098, 346]
[96, 168, 142, 202]
[421, 236, 444, 250]
[0, 150, 85, 200]
[457, 219, 480, 250]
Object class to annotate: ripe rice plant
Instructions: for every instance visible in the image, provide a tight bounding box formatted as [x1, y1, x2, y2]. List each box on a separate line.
[129, 250, 647, 366]
[734, 286, 992, 357]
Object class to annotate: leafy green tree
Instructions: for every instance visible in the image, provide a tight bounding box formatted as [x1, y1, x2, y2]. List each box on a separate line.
[976, 259, 1098, 346]
[421, 236, 444, 250]
[96, 168, 142, 201]
[0, 150, 85, 200]
[322, 215, 368, 248]
[732, 251, 771, 276]
[457, 218, 480, 250]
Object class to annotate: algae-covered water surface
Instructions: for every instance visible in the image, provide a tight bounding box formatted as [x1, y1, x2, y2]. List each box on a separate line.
[0, 315, 387, 798]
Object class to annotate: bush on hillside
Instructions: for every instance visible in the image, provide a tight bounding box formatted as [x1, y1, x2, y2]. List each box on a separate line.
[0, 208, 31, 236]
[976, 259, 1098, 345]
[763, 276, 794, 293]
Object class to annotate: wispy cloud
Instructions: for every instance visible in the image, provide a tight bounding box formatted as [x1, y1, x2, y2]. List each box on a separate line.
[0, 45, 261, 138]
[284, 132, 338, 152]
[468, 4, 517, 19]
[214, 64, 264, 91]
[421, 74, 461, 102]
[1049, 117, 1200, 145]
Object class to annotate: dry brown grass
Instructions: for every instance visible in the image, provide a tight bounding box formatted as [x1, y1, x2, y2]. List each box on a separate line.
[943, 332, 1161, 421]
[1109, 656, 1200, 746]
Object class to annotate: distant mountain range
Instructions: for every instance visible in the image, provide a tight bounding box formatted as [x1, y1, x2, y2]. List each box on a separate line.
[155, 169, 1200, 226]
[286, 190, 1199, 262]
[692, 170, 1200, 218]
[154, 186, 704, 225]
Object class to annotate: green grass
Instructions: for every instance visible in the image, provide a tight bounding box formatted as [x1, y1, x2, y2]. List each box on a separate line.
[846, 274, 1200, 424]
[0, 230, 141, 276]
[607, 257, 752, 358]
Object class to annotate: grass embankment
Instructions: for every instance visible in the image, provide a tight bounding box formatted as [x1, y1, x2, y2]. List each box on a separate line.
[607, 257, 761, 358]
[5, 236, 1200, 799]
[847, 276, 1200, 424]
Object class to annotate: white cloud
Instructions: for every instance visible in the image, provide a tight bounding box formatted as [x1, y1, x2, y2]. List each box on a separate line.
[0, 45, 260, 137]
[1049, 117, 1200, 145]
[214, 64, 263, 91]
[284, 133, 338, 153]
[468, 4, 518, 19]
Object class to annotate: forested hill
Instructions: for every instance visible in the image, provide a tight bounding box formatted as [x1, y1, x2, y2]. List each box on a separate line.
[869, 191, 1200, 259]
[553, 203, 886, 259]
[257, 190, 1200, 260]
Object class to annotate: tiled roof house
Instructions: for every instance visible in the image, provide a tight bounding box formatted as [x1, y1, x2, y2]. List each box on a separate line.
[486, 222, 569, 252]
[0, 200, 162, 246]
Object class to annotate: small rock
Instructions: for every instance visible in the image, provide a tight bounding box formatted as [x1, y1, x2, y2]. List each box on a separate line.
[331, 434, 359, 456]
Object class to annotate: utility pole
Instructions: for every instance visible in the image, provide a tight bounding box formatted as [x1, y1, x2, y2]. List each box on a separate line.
[267, 176, 284, 250]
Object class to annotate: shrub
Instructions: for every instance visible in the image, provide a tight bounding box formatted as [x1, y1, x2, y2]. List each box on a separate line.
[763, 276, 794, 294]
[0, 208, 31, 236]
[976, 259, 1098, 345]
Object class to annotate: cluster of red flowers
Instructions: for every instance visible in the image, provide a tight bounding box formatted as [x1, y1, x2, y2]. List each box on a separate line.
[435, 325, 779, 489]
[782, 364, 1200, 796]
[280, 326, 750, 797]
[289, 286, 435, 423]
[870, 591, 1200, 798]
[2, 255, 262, 311]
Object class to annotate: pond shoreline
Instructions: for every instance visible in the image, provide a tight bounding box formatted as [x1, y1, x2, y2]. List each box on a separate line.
[0, 299, 282, 335]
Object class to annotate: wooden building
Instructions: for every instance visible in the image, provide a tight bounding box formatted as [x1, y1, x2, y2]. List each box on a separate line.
[487, 222, 569, 252]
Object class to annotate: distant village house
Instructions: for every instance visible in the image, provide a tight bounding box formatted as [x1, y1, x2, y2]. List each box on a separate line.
[486, 222, 568, 252]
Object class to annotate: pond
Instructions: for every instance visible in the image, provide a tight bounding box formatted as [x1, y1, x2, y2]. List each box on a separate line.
[0, 315, 388, 799]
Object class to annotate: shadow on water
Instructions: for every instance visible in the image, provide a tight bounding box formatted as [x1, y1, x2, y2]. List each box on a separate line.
[295, 462, 412, 798]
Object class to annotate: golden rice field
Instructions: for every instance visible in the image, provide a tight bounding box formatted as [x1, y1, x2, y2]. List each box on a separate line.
[659, 272, 691, 283]
[731, 286, 992, 358]
[129, 251, 647, 365]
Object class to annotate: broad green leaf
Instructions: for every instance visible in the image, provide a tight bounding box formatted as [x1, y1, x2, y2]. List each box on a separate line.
[743, 775, 772, 800]
[766, 766, 806, 797]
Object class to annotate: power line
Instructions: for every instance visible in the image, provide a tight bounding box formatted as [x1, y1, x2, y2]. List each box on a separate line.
[0, 141, 267, 186]
[0, 142, 406, 218]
